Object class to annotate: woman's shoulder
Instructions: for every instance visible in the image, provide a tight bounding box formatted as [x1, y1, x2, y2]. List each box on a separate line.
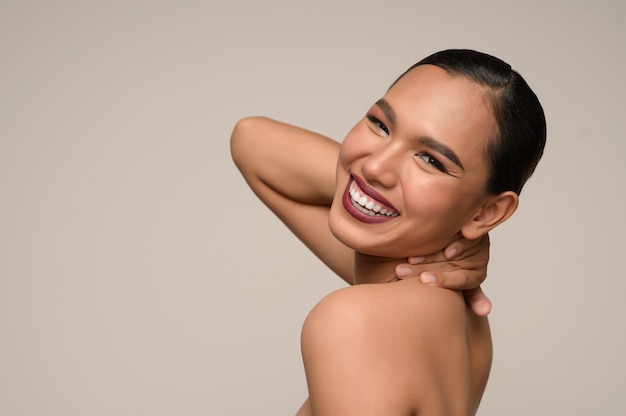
[301, 280, 480, 415]
[302, 280, 471, 377]
[305, 279, 467, 337]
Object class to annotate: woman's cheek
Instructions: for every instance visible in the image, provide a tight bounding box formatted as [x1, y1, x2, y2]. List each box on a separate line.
[339, 136, 360, 164]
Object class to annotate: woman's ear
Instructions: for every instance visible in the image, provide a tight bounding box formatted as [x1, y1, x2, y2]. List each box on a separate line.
[461, 191, 519, 240]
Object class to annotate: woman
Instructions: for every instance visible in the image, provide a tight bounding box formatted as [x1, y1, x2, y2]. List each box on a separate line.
[231, 49, 545, 415]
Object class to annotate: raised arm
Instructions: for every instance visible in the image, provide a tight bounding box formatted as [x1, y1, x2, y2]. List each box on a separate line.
[230, 116, 355, 283]
[231, 116, 494, 313]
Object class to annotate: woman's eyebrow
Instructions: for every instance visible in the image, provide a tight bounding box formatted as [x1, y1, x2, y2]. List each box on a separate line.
[419, 137, 465, 171]
[375, 98, 396, 125]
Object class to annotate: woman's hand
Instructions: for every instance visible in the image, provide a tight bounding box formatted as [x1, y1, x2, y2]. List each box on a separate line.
[394, 235, 492, 316]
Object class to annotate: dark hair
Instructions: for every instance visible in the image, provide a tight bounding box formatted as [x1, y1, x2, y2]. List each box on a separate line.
[391, 49, 546, 195]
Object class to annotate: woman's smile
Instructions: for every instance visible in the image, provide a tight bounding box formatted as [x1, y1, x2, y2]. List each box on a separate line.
[342, 175, 399, 224]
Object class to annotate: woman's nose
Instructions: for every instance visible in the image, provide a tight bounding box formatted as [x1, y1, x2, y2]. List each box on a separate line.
[361, 144, 399, 188]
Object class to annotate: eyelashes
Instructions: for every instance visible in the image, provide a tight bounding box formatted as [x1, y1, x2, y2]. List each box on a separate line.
[366, 115, 389, 135]
[416, 152, 447, 173]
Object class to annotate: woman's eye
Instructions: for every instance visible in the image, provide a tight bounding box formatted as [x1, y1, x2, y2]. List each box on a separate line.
[417, 152, 447, 173]
[366, 115, 389, 135]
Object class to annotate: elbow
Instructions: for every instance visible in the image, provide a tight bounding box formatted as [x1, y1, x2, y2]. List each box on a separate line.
[230, 116, 257, 169]
[230, 116, 272, 173]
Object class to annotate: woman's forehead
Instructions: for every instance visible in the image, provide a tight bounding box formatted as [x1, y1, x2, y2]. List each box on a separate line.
[384, 66, 495, 136]
[387, 65, 489, 107]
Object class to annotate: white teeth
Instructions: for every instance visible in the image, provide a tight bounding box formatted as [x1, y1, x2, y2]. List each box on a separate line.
[349, 182, 398, 217]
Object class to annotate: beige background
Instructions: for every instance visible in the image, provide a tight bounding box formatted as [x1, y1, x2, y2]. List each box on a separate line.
[1, 1, 624, 414]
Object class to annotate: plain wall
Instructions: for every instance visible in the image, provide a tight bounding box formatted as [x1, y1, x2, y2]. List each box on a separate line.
[1, 0, 624, 414]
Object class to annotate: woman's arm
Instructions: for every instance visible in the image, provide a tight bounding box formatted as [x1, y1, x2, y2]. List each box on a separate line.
[231, 116, 494, 313]
[230, 116, 355, 282]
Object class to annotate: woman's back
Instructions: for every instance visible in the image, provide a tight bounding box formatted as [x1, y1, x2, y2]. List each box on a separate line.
[298, 278, 492, 415]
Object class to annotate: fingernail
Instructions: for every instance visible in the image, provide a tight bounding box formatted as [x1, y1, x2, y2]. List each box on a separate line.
[396, 266, 412, 278]
[420, 273, 436, 285]
[445, 247, 457, 258]
[408, 256, 425, 264]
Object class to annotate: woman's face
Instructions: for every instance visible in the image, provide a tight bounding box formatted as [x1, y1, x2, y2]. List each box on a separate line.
[329, 64, 498, 258]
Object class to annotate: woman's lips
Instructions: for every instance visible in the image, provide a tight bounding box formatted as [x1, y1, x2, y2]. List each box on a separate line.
[342, 175, 399, 223]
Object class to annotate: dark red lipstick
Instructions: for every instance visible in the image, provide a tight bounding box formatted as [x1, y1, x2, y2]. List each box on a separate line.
[342, 174, 399, 224]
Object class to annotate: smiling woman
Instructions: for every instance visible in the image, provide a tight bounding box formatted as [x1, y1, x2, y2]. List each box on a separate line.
[330, 65, 512, 261]
[231, 49, 546, 415]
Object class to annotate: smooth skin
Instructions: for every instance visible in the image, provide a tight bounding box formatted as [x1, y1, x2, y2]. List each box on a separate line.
[297, 281, 492, 416]
[231, 65, 516, 415]
[230, 117, 492, 313]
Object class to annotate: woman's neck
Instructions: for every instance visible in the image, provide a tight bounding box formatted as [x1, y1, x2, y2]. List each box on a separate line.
[353, 251, 405, 285]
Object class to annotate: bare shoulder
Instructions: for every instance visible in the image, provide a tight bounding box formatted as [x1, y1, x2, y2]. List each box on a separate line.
[301, 280, 480, 415]
[304, 280, 467, 341]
